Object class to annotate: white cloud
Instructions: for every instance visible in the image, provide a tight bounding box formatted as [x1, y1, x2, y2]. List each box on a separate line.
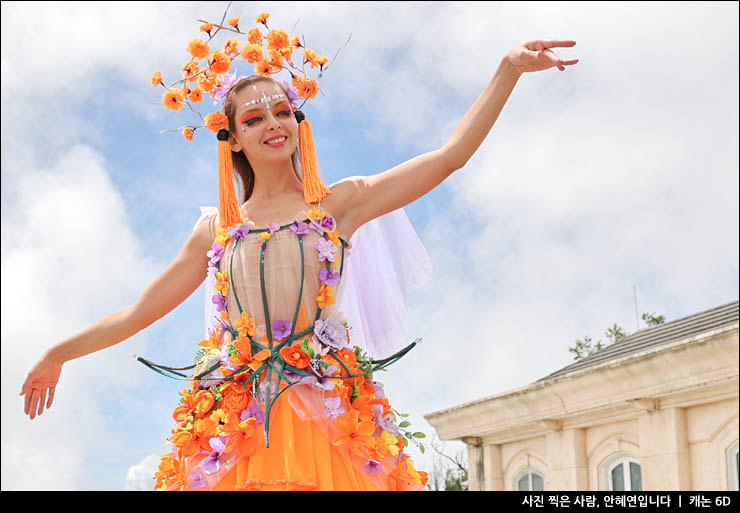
[126, 453, 161, 491]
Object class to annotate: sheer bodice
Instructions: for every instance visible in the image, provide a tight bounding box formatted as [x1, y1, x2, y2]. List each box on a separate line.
[205, 208, 350, 340]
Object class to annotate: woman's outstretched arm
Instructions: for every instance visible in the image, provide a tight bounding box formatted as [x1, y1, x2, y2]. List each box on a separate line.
[337, 40, 578, 235]
[20, 214, 217, 420]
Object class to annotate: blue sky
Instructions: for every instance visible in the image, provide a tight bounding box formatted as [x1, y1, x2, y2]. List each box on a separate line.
[2, 1, 738, 490]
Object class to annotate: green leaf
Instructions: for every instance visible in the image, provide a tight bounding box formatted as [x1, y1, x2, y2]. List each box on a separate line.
[400, 413, 409, 418]
[193, 348, 207, 365]
[412, 432, 426, 438]
[420, 444, 425, 454]
[185, 422, 193, 430]
[402, 437, 408, 447]
[301, 339, 314, 357]
[399, 421, 411, 428]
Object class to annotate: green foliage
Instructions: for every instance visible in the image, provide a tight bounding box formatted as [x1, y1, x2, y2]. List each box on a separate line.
[642, 312, 665, 326]
[193, 348, 207, 365]
[569, 311, 665, 360]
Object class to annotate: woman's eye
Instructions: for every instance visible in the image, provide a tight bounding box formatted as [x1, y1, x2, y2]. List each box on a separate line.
[277, 110, 291, 117]
[244, 117, 262, 126]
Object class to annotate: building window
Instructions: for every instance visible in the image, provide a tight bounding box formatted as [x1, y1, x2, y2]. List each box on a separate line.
[729, 443, 739, 491]
[516, 468, 545, 491]
[608, 457, 642, 491]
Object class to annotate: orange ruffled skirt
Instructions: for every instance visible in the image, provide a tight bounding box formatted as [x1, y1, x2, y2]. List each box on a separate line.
[155, 370, 427, 491]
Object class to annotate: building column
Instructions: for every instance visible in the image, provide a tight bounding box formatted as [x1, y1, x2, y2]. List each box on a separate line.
[464, 437, 484, 491]
[484, 444, 504, 490]
[637, 406, 692, 490]
[545, 427, 588, 490]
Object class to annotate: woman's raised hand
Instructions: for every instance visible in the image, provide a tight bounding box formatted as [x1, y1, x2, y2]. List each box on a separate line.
[505, 39, 579, 74]
[20, 353, 63, 420]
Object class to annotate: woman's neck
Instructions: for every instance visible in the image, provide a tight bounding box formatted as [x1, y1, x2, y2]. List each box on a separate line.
[248, 158, 302, 202]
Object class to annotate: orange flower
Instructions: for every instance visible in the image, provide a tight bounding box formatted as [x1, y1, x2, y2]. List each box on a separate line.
[209, 49, 231, 74]
[188, 88, 202, 103]
[229, 336, 253, 369]
[224, 37, 239, 56]
[204, 111, 229, 133]
[193, 389, 215, 418]
[182, 127, 194, 141]
[198, 72, 218, 92]
[161, 88, 185, 111]
[221, 381, 250, 413]
[187, 38, 210, 59]
[266, 29, 290, 51]
[227, 16, 240, 28]
[303, 48, 318, 67]
[279, 46, 294, 61]
[240, 43, 264, 64]
[326, 230, 341, 247]
[181, 59, 200, 82]
[254, 59, 272, 76]
[292, 76, 318, 100]
[151, 71, 163, 86]
[180, 82, 191, 97]
[219, 411, 258, 456]
[389, 455, 426, 490]
[171, 430, 200, 458]
[214, 270, 230, 294]
[172, 389, 196, 424]
[247, 27, 263, 44]
[256, 12, 269, 24]
[192, 415, 218, 440]
[316, 284, 335, 309]
[279, 343, 311, 369]
[306, 206, 324, 220]
[316, 55, 329, 67]
[332, 409, 376, 459]
[234, 312, 256, 338]
[268, 49, 283, 69]
[200, 22, 213, 33]
[290, 36, 301, 48]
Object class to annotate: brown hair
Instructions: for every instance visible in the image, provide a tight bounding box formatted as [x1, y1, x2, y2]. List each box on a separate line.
[222, 75, 302, 204]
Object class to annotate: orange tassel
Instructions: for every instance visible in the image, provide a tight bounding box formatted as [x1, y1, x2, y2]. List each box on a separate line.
[298, 119, 332, 204]
[217, 139, 241, 228]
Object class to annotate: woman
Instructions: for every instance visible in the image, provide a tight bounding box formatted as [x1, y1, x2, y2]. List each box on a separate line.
[20, 39, 577, 490]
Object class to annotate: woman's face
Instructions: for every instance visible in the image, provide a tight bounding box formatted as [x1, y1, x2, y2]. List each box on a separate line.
[229, 81, 298, 164]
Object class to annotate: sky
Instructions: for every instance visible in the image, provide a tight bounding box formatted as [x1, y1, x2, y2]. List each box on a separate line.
[2, 1, 738, 491]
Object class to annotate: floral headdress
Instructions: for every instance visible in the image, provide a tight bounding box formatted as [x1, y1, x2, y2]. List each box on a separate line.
[151, 4, 350, 228]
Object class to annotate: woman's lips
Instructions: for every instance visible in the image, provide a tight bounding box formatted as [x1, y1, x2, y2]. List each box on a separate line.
[264, 136, 287, 147]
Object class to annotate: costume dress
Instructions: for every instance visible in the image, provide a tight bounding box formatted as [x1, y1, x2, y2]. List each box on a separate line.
[150, 194, 433, 491]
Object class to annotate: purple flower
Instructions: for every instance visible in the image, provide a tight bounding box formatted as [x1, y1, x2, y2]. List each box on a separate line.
[206, 242, 224, 263]
[272, 318, 293, 341]
[364, 460, 384, 476]
[299, 364, 337, 391]
[324, 397, 346, 422]
[289, 221, 309, 235]
[207, 261, 219, 277]
[280, 79, 300, 108]
[227, 223, 250, 240]
[372, 404, 399, 436]
[266, 221, 281, 234]
[211, 294, 227, 312]
[284, 368, 303, 382]
[308, 218, 325, 236]
[313, 317, 348, 350]
[241, 403, 264, 425]
[368, 381, 385, 398]
[314, 238, 337, 262]
[202, 436, 227, 474]
[213, 70, 238, 104]
[319, 267, 341, 286]
[321, 216, 334, 230]
[189, 471, 206, 489]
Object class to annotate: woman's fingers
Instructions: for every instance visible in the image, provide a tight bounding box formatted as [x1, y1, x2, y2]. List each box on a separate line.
[28, 389, 40, 419]
[47, 386, 55, 409]
[38, 388, 48, 416]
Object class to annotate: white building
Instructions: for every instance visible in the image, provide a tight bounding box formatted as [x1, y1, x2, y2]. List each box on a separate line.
[425, 301, 739, 491]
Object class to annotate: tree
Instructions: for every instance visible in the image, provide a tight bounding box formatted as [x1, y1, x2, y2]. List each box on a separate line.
[425, 432, 468, 491]
[568, 312, 665, 361]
